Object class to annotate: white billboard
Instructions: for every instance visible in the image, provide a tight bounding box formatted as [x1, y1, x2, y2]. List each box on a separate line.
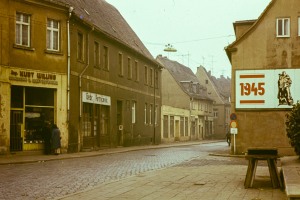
[235, 69, 300, 109]
[82, 91, 111, 106]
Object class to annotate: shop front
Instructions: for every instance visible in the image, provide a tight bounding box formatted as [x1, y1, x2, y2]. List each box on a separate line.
[81, 91, 111, 149]
[4, 67, 68, 153]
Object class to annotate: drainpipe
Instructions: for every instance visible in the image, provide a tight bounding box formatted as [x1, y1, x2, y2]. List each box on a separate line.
[67, 6, 73, 122]
[79, 27, 93, 117]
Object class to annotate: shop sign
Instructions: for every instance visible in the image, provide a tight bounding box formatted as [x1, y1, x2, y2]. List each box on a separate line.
[82, 91, 111, 106]
[9, 69, 58, 85]
[236, 69, 300, 109]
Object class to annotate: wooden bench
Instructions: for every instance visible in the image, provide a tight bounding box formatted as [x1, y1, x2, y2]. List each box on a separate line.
[244, 148, 282, 189]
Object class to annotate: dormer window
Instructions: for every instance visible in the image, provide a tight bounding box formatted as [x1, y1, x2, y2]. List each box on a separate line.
[276, 18, 290, 37]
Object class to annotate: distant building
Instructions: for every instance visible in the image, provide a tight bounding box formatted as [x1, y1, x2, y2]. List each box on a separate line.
[195, 66, 231, 139]
[157, 56, 214, 143]
[225, 0, 299, 155]
[0, 0, 161, 154]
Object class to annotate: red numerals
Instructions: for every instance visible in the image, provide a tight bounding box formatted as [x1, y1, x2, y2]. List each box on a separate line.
[240, 82, 265, 96]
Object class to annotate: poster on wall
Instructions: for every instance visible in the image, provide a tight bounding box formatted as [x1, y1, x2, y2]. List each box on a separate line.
[235, 69, 300, 109]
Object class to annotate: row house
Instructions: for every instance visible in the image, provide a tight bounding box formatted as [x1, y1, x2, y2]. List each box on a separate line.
[157, 56, 214, 143]
[0, 0, 161, 154]
[225, 0, 299, 155]
[0, 0, 69, 153]
[195, 66, 231, 139]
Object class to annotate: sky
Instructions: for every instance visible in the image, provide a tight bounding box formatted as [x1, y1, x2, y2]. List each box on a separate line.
[105, 0, 271, 78]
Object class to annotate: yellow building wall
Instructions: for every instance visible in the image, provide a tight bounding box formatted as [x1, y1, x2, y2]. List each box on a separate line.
[230, 0, 299, 156]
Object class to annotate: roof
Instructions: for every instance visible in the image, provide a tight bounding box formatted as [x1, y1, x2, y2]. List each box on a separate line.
[157, 55, 212, 101]
[225, 0, 275, 61]
[52, 0, 155, 63]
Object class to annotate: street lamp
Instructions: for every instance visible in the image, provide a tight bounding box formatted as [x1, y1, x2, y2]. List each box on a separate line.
[164, 44, 177, 58]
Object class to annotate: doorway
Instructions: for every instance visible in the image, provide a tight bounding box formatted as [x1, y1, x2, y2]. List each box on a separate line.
[117, 100, 123, 146]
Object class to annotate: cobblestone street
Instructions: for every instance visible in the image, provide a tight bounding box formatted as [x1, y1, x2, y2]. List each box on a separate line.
[0, 142, 286, 200]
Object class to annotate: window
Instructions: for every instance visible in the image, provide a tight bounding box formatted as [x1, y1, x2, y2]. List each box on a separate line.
[144, 103, 147, 124]
[103, 46, 109, 70]
[16, 13, 30, 47]
[144, 65, 148, 85]
[149, 104, 153, 125]
[149, 68, 153, 86]
[155, 70, 159, 88]
[163, 115, 168, 138]
[127, 57, 132, 79]
[277, 18, 290, 37]
[155, 105, 158, 125]
[118, 53, 123, 76]
[298, 17, 300, 36]
[132, 101, 136, 124]
[94, 41, 100, 67]
[134, 60, 139, 81]
[47, 19, 59, 51]
[77, 32, 84, 60]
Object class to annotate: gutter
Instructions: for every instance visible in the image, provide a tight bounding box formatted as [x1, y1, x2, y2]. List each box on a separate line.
[67, 6, 73, 122]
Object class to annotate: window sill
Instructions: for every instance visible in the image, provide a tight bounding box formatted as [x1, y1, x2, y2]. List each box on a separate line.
[44, 49, 63, 56]
[13, 44, 35, 51]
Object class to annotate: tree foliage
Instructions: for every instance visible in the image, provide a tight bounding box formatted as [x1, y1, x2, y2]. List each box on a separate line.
[286, 102, 300, 158]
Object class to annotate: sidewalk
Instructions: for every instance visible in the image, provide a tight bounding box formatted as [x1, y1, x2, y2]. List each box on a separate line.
[0, 140, 222, 165]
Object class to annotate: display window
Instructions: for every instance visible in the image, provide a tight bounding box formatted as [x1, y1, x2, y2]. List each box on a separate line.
[10, 86, 55, 151]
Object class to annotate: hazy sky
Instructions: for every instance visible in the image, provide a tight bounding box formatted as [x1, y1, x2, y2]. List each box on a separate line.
[106, 0, 271, 78]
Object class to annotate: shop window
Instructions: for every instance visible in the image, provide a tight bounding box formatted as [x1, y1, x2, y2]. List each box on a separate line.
[170, 116, 174, 137]
[16, 12, 30, 47]
[47, 19, 60, 51]
[25, 87, 54, 106]
[11, 86, 23, 108]
[180, 117, 184, 136]
[277, 18, 290, 37]
[144, 103, 147, 124]
[149, 104, 153, 125]
[82, 103, 93, 137]
[163, 115, 168, 138]
[132, 101, 136, 124]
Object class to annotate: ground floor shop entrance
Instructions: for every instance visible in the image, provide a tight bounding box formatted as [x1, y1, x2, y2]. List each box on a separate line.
[10, 86, 55, 152]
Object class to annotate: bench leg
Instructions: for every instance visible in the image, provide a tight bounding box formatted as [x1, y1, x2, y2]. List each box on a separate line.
[244, 158, 258, 188]
[267, 159, 281, 189]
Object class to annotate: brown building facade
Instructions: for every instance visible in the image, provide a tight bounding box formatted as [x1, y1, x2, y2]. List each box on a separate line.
[62, 0, 161, 152]
[225, 0, 299, 156]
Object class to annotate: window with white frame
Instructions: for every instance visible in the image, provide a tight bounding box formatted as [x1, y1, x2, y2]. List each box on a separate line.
[277, 18, 290, 37]
[144, 103, 147, 124]
[298, 17, 300, 36]
[149, 104, 153, 125]
[16, 13, 30, 47]
[132, 101, 136, 124]
[47, 19, 60, 51]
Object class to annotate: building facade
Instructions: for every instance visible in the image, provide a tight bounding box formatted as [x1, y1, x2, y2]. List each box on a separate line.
[0, 0, 161, 154]
[0, 0, 69, 154]
[62, 0, 161, 152]
[225, 0, 299, 155]
[157, 56, 214, 143]
[195, 66, 231, 139]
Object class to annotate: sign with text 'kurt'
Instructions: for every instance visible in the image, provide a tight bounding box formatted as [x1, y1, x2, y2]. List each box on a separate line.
[236, 69, 300, 109]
